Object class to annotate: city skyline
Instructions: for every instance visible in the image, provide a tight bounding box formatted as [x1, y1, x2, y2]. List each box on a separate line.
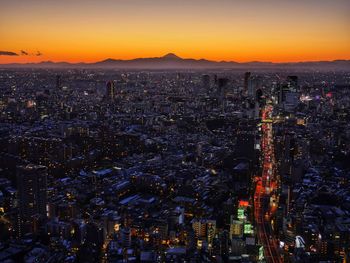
[0, 1, 350, 262]
[1, 0, 350, 64]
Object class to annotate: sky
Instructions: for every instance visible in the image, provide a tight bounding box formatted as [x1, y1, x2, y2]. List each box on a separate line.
[0, 0, 349, 63]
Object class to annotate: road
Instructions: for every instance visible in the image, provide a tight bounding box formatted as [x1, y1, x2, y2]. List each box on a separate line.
[254, 105, 283, 263]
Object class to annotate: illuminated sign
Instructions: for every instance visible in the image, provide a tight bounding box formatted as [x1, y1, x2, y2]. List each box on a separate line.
[114, 223, 120, 232]
[295, 236, 306, 248]
[297, 118, 305, 126]
[279, 241, 285, 248]
[262, 119, 273, 123]
[239, 200, 249, 207]
[244, 224, 253, 234]
[259, 246, 264, 261]
[237, 208, 246, 220]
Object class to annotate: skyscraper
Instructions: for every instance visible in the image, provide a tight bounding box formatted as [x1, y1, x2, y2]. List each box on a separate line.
[248, 76, 262, 98]
[17, 164, 47, 235]
[201, 74, 210, 90]
[244, 72, 251, 94]
[287, 76, 298, 92]
[56, 75, 61, 90]
[217, 78, 229, 111]
[106, 80, 115, 101]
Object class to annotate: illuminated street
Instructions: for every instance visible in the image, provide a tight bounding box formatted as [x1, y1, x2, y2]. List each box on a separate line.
[255, 105, 283, 263]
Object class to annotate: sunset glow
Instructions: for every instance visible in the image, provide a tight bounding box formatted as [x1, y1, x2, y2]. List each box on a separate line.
[1, 0, 349, 63]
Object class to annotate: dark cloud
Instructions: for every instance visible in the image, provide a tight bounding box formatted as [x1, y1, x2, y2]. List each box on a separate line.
[21, 50, 29, 56]
[0, 51, 18, 56]
[36, 51, 43, 56]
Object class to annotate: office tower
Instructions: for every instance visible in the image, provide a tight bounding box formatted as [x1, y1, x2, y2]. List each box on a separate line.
[192, 219, 206, 238]
[217, 78, 229, 109]
[56, 75, 61, 90]
[256, 88, 263, 103]
[207, 221, 216, 249]
[244, 72, 251, 93]
[17, 164, 48, 235]
[218, 78, 229, 92]
[287, 76, 298, 92]
[106, 80, 115, 101]
[278, 79, 300, 111]
[277, 83, 290, 105]
[85, 222, 105, 247]
[213, 74, 218, 85]
[247, 76, 262, 98]
[192, 219, 216, 239]
[230, 219, 244, 238]
[201, 74, 210, 90]
[121, 227, 131, 247]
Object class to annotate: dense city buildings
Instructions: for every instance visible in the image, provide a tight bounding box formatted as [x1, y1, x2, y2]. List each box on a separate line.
[1, 0, 349, 261]
[0, 67, 349, 262]
[16, 164, 48, 237]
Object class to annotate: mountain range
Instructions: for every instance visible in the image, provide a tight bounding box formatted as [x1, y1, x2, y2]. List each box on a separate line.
[1, 53, 349, 70]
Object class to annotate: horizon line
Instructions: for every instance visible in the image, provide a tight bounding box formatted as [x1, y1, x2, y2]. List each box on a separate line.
[0, 53, 350, 65]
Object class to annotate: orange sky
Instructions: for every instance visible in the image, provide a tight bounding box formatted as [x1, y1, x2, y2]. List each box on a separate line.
[1, 0, 349, 63]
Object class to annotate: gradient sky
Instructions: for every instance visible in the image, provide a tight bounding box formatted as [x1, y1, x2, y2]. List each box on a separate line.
[0, 0, 349, 63]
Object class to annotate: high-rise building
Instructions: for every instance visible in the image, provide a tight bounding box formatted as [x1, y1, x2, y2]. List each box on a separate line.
[277, 83, 290, 105]
[217, 78, 229, 110]
[56, 75, 61, 90]
[218, 78, 229, 93]
[192, 219, 216, 239]
[248, 76, 262, 98]
[85, 222, 105, 247]
[17, 164, 47, 235]
[106, 80, 115, 101]
[244, 72, 251, 93]
[230, 218, 243, 238]
[201, 74, 210, 90]
[277, 78, 300, 111]
[121, 227, 131, 247]
[287, 76, 298, 92]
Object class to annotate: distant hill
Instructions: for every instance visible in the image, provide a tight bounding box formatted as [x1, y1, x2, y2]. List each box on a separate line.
[1, 53, 349, 70]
